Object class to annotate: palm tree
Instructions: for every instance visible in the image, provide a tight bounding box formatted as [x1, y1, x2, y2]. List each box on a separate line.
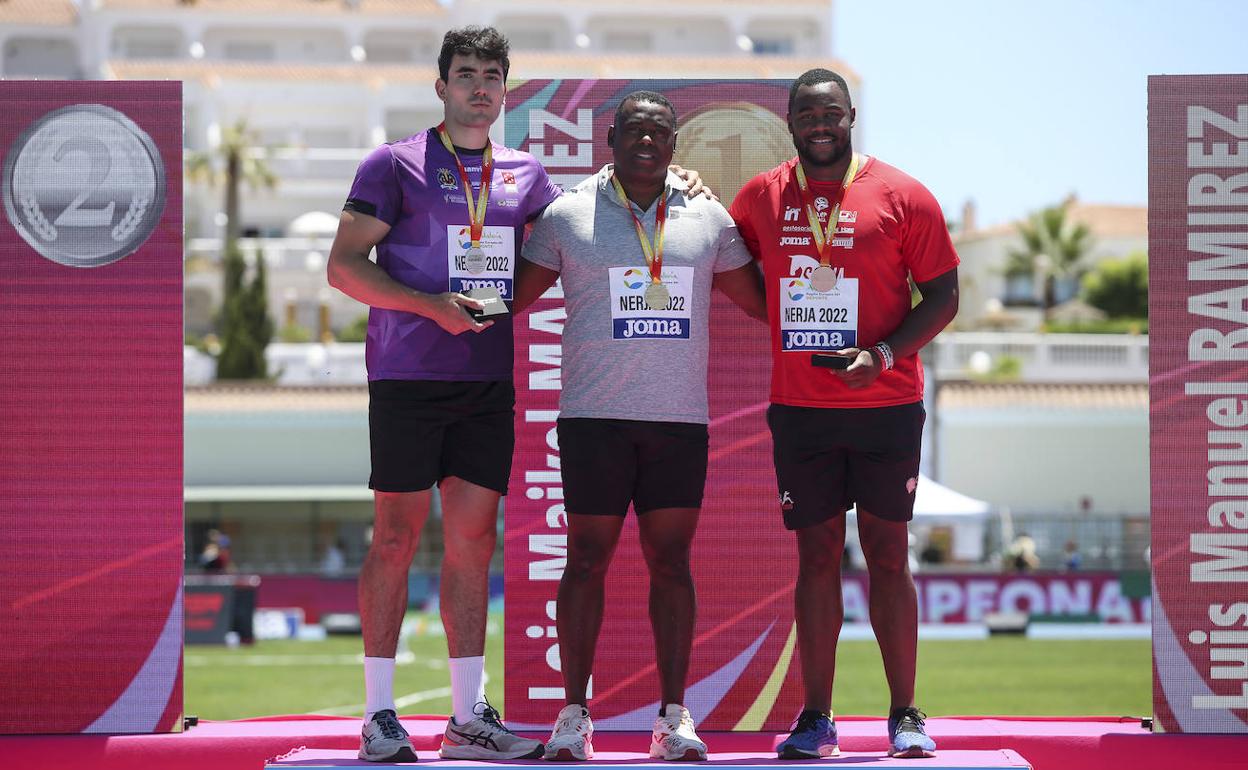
[186, 119, 278, 379]
[1005, 202, 1093, 319]
[185, 118, 278, 245]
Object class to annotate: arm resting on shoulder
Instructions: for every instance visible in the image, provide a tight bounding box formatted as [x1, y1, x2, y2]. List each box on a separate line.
[512, 257, 562, 315]
[713, 262, 767, 322]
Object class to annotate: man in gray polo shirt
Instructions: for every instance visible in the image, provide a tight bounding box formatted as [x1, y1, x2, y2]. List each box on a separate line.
[513, 90, 765, 762]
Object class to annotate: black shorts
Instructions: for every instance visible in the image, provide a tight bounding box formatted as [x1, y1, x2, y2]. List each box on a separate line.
[558, 418, 709, 516]
[369, 380, 515, 495]
[767, 401, 925, 529]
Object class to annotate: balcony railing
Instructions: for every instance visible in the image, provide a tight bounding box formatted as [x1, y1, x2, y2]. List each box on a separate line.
[930, 332, 1148, 383]
[186, 332, 1150, 387]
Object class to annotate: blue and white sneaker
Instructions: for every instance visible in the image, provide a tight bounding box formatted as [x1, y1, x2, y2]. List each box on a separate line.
[777, 709, 839, 759]
[888, 706, 936, 758]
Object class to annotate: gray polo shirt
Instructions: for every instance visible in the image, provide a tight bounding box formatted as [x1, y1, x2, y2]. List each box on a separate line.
[522, 165, 752, 424]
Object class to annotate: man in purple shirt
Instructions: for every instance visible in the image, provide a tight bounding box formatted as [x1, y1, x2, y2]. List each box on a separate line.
[327, 27, 556, 763]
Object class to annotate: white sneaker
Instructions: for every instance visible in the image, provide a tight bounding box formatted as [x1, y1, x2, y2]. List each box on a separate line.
[359, 709, 418, 763]
[650, 704, 707, 761]
[544, 703, 594, 761]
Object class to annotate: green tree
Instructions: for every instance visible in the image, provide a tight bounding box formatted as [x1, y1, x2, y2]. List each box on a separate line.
[186, 119, 278, 244]
[216, 247, 273, 379]
[1082, 250, 1148, 319]
[187, 119, 278, 380]
[1005, 202, 1094, 318]
[338, 313, 370, 343]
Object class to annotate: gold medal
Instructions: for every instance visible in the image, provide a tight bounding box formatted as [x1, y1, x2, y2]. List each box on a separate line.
[464, 246, 486, 274]
[795, 153, 860, 289]
[644, 281, 671, 312]
[810, 264, 838, 292]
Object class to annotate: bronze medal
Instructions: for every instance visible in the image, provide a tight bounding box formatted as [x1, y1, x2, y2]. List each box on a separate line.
[810, 264, 838, 292]
[644, 281, 671, 312]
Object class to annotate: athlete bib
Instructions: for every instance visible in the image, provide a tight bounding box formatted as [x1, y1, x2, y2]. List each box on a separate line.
[446, 224, 515, 299]
[608, 265, 693, 340]
[778, 275, 859, 351]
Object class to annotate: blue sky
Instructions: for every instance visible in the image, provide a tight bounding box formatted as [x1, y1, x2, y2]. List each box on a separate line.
[835, 0, 1248, 228]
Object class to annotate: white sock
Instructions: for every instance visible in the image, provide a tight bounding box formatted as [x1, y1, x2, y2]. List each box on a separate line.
[449, 655, 486, 724]
[364, 656, 396, 723]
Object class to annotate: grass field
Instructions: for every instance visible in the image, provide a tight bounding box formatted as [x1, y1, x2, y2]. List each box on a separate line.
[183, 612, 1152, 721]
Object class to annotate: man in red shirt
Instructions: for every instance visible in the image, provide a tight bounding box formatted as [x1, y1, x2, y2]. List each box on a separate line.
[729, 69, 959, 759]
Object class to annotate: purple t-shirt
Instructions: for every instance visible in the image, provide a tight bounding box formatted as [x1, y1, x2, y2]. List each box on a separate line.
[345, 128, 561, 381]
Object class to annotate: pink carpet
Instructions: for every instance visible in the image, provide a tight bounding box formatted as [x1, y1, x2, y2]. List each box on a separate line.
[1, 714, 1244, 770]
[270, 747, 1031, 768]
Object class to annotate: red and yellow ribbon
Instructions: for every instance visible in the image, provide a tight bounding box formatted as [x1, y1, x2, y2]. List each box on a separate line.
[794, 152, 860, 268]
[610, 174, 669, 285]
[436, 122, 494, 247]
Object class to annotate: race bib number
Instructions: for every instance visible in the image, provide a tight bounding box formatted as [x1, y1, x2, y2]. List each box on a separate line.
[779, 276, 858, 351]
[446, 225, 515, 298]
[608, 266, 693, 340]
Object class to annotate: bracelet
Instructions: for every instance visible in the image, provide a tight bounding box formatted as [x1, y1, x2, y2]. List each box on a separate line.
[871, 342, 894, 371]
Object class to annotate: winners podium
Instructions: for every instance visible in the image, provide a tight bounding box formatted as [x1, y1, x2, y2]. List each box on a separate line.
[3, 71, 1248, 770]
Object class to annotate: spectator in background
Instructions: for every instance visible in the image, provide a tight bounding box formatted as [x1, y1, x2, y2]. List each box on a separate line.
[322, 538, 347, 577]
[1062, 540, 1082, 572]
[198, 529, 230, 573]
[1006, 534, 1039, 573]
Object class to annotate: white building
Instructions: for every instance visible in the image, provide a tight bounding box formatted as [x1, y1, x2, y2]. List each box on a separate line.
[1, 0, 848, 333]
[953, 198, 1147, 331]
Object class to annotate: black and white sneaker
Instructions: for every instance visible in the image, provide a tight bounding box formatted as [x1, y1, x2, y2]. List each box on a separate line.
[359, 709, 418, 763]
[439, 701, 545, 760]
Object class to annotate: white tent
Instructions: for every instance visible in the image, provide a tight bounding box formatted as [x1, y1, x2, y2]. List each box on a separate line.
[913, 474, 991, 518]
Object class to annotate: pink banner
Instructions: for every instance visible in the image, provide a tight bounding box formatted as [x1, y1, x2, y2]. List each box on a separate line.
[0, 82, 183, 733]
[1149, 74, 1248, 734]
[850, 572, 1146, 624]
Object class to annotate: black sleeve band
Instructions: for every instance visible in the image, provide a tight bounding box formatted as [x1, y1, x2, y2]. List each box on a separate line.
[343, 198, 378, 218]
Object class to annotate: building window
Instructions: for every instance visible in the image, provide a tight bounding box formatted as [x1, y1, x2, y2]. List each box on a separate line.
[112, 27, 184, 60]
[752, 37, 795, 55]
[224, 41, 276, 61]
[1003, 272, 1037, 306]
[507, 28, 555, 50]
[602, 31, 653, 52]
[4, 37, 81, 78]
[366, 44, 412, 63]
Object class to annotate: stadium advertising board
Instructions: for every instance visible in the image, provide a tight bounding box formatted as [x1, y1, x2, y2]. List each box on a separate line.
[0, 82, 183, 734]
[1149, 74, 1248, 734]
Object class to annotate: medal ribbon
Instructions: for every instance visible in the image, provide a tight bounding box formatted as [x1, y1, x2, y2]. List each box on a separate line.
[436, 122, 493, 247]
[610, 174, 669, 284]
[794, 152, 860, 268]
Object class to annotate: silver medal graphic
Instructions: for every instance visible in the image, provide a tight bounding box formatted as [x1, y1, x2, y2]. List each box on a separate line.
[464, 246, 486, 274]
[3, 104, 166, 268]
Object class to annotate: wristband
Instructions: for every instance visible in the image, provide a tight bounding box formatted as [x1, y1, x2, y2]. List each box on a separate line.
[871, 342, 894, 371]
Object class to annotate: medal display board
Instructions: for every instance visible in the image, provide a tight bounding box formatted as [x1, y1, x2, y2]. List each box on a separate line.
[0, 82, 183, 734]
[504, 79, 799, 730]
[1148, 74, 1248, 735]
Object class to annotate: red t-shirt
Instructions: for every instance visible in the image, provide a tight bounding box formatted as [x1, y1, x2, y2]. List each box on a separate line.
[729, 156, 959, 409]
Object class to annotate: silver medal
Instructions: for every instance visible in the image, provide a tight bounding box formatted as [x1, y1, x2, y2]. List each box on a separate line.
[810, 264, 839, 292]
[644, 281, 671, 312]
[464, 246, 487, 274]
[2, 104, 166, 268]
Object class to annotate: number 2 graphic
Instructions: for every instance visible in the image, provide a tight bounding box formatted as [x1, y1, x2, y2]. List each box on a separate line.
[52, 136, 115, 227]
